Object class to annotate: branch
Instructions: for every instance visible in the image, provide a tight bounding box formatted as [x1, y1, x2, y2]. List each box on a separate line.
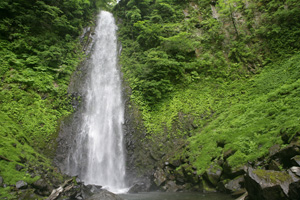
[0, 155, 12, 162]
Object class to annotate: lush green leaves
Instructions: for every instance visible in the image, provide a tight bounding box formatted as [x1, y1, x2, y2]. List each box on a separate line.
[0, 0, 114, 198]
[115, 0, 300, 175]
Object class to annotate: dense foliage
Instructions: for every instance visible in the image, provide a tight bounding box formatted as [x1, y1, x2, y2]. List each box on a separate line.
[1, 0, 300, 197]
[114, 0, 300, 175]
[0, 0, 113, 198]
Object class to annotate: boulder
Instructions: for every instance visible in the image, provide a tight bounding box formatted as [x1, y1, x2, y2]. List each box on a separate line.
[272, 144, 300, 168]
[32, 179, 52, 196]
[217, 175, 244, 194]
[269, 144, 281, 157]
[288, 180, 300, 200]
[153, 168, 167, 186]
[202, 179, 217, 193]
[128, 182, 146, 193]
[245, 167, 292, 200]
[223, 149, 236, 160]
[86, 189, 123, 200]
[17, 189, 42, 200]
[69, 184, 103, 199]
[223, 161, 245, 179]
[291, 155, 300, 167]
[225, 175, 244, 192]
[76, 177, 83, 184]
[84, 184, 103, 194]
[164, 166, 176, 181]
[167, 159, 182, 168]
[268, 160, 282, 171]
[162, 181, 182, 192]
[32, 179, 48, 190]
[203, 163, 222, 186]
[281, 131, 300, 144]
[16, 180, 28, 189]
[181, 167, 199, 184]
[173, 168, 185, 184]
[290, 166, 300, 177]
[15, 164, 24, 171]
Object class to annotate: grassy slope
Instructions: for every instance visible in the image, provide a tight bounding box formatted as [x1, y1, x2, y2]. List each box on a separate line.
[0, 0, 109, 198]
[115, 0, 300, 176]
[146, 54, 300, 174]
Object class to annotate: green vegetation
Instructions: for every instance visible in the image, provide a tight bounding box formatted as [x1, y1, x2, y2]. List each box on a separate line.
[253, 169, 292, 184]
[1, 0, 300, 197]
[0, 0, 115, 198]
[114, 0, 300, 175]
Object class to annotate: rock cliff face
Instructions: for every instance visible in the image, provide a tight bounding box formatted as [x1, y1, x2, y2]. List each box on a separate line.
[54, 26, 95, 173]
[122, 84, 155, 191]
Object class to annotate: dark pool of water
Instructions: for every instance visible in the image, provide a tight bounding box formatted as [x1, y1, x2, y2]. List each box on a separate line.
[119, 192, 234, 200]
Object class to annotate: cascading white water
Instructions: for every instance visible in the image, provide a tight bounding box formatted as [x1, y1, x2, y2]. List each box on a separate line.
[65, 11, 126, 193]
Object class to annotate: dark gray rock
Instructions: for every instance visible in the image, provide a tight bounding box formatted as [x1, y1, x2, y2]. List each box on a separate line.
[82, 184, 103, 196]
[291, 155, 300, 167]
[268, 160, 282, 171]
[217, 176, 244, 194]
[60, 183, 104, 200]
[269, 144, 281, 157]
[290, 166, 300, 177]
[16, 180, 28, 189]
[288, 180, 300, 200]
[172, 168, 185, 184]
[128, 182, 146, 193]
[17, 189, 42, 200]
[32, 179, 48, 190]
[202, 178, 217, 193]
[225, 175, 244, 192]
[15, 164, 24, 171]
[166, 159, 182, 168]
[76, 177, 83, 184]
[86, 189, 123, 200]
[181, 167, 199, 185]
[245, 167, 291, 200]
[203, 163, 222, 186]
[153, 168, 167, 186]
[223, 161, 245, 179]
[162, 181, 182, 192]
[272, 144, 300, 168]
[32, 178, 52, 196]
[281, 131, 300, 144]
[223, 149, 236, 160]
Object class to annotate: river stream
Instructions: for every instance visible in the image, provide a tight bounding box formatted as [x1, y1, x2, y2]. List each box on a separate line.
[119, 192, 234, 200]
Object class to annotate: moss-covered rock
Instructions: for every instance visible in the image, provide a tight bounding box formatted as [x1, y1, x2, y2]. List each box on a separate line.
[203, 162, 223, 186]
[202, 179, 217, 193]
[245, 167, 295, 200]
[153, 168, 167, 187]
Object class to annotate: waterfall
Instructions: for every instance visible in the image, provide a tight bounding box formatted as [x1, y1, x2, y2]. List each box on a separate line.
[64, 11, 126, 193]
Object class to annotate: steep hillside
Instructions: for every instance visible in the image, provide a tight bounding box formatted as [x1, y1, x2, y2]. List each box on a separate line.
[0, 0, 112, 199]
[114, 0, 300, 196]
